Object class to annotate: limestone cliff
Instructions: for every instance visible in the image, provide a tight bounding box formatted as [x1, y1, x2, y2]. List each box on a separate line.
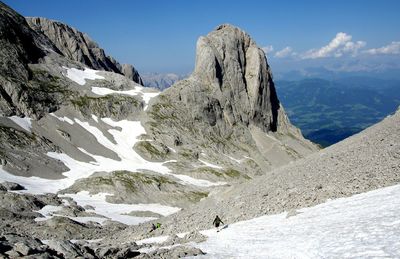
[26, 17, 143, 85]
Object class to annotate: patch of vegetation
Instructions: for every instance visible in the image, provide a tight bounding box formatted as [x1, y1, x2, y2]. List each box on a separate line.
[178, 148, 198, 160]
[149, 102, 177, 121]
[136, 141, 165, 159]
[196, 167, 223, 177]
[71, 94, 140, 117]
[224, 168, 241, 178]
[187, 191, 209, 202]
[113, 171, 175, 186]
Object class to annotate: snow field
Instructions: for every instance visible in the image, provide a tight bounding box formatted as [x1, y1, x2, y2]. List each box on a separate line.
[192, 184, 400, 258]
[64, 67, 104, 85]
[0, 113, 226, 224]
[33, 191, 180, 225]
[8, 116, 32, 132]
[91, 86, 160, 110]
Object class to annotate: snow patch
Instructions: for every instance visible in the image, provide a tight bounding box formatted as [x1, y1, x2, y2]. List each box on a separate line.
[91, 114, 99, 122]
[224, 154, 242, 163]
[199, 159, 223, 169]
[64, 67, 104, 85]
[195, 184, 400, 258]
[91, 86, 160, 110]
[34, 205, 63, 222]
[136, 235, 170, 245]
[0, 117, 224, 193]
[50, 113, 74, 125]
[63, 191, 180, 225]
[9, 116, 32, 132]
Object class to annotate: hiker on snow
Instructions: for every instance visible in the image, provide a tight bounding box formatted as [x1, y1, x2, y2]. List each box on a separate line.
[213, 215, 224, 229]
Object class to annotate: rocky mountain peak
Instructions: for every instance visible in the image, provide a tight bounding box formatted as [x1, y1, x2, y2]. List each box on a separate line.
[193, 24, 281, 132]
[26, 17, 143, 85]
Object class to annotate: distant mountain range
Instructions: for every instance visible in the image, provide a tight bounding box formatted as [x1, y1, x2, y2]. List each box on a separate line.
[275, 77, 400, 146]
[141, 73, 186, 90]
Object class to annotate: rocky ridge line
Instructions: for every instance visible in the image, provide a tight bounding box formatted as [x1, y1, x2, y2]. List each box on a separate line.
[26, 17, 143, 85]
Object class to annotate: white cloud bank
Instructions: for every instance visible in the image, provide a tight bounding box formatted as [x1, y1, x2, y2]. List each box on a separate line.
[365, 41, 400, 55]
[274, 46, 294, 58]
[302, 32, 366, 59]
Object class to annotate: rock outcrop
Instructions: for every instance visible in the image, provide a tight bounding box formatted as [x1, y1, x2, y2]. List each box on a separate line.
[26, 17, 143, 85]
[193, 24, 283, 132]
[146, 24, 317, 174]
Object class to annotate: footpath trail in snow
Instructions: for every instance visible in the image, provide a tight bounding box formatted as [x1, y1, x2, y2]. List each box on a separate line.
[193, 184, 400, 258]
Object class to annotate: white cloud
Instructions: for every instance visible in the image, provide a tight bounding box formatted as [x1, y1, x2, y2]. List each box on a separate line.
[365, 41, 400, 55]
[274, 46, 293, 58]
[301, 32, 366, 59]
[340, 41, 366, 56]
[262, 45, 274, 55]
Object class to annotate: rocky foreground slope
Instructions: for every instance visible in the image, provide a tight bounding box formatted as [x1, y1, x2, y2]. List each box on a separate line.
[118, 107, 400, 240]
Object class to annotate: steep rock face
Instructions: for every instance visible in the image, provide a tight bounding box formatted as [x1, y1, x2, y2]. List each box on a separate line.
[193, 24, 283, 133]
[0, 3, 66, 118]
[26, 17, 143, 85]
[121, 63, 143, 85]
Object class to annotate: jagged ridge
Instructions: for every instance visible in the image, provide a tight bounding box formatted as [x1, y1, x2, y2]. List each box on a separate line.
[26, 17, 143, 85]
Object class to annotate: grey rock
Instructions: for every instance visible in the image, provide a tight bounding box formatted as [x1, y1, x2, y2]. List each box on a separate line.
[1, 181, 25, 191]
[26, 17, 143, 85]
[121, 64, 143, 85]
[0, 191, 44, 218]
[14, 241, 34, 255]
[140, 245, 205, 258]
[46, 240, 83, 258]
[0, 125, 68, 179]
[61, 171, 208, 207]
[193, 24, 281, 132]
[0, 2, 65, 118]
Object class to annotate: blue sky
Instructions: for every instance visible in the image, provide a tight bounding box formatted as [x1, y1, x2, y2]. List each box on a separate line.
[4, 0, 400, 75]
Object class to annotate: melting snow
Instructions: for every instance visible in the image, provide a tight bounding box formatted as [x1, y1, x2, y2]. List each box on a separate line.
[64, 67, 104, 85]
[199, 159, 223, 169]
[223, 154, 242, 163]
[8, 116, 32, 132]
[0, 115, 224, 194]
[91, 86, 160, 110]
[50, 113, 74, 124]
[63, 191, 180, 225]
[34, 205, 63, 222]
[91, 114, 99, 122]
[136, 235, 170, 245]
[193, 184, 400, 258]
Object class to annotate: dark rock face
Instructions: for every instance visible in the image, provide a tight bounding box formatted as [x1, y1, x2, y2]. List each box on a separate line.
[26, 17, 143, 85]
[0, 2, 63, 117]
[0, 3, 53, 80]
[121, 64, 143, 85]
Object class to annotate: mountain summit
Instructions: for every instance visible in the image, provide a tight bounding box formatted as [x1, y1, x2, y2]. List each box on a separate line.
[26, 17, 143, 85]
[193, 24, 281, 132]
[146, 24, 317, 173]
